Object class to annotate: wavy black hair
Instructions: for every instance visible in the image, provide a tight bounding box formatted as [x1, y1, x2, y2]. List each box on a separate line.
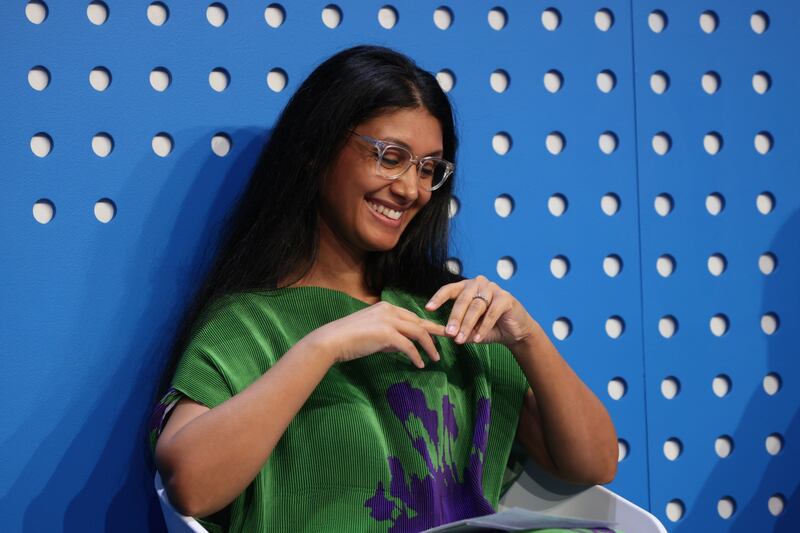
[151, 44, 464, 415]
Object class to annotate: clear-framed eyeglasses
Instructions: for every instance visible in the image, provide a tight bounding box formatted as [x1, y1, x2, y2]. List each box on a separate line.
[348, 130, 455, 192]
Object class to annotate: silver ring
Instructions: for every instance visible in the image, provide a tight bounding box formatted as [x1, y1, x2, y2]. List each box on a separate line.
[472, 291, 489, 304]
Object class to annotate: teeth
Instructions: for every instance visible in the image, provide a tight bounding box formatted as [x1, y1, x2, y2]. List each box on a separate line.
[368, 200, 402, 220]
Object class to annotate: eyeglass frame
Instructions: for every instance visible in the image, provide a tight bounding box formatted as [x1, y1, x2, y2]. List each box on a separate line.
[347, 129, 455, 191]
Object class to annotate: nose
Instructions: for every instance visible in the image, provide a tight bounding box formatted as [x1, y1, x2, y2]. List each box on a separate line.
[390, 162, 421, 200]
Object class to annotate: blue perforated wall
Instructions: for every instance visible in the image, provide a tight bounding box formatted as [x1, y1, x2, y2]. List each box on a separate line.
[1, 2, 796, 532]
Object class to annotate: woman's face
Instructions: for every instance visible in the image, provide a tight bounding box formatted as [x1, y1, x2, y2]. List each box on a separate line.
[318, 107, 444, 255]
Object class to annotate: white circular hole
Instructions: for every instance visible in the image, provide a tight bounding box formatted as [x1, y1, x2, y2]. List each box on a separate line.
[448, 196, 459, 218]
[605, 317, 624, 339]
[206, 3, 227, 27]
[552, 318, 571, 341]
[599, 132, 618, 154]
[707, 254, 726, 276]
[712, 375, 731, 398]
[652, 133, 671, 155]
[618, 440, 629, 461]
[543, 70, 563, 93]
[209, 68, 229, 92]
[608, 378, 627, 400]
[541, 8, 560, 31]
[656, 255, 675, 278]
[546, 132, 564, 155]
[595, 9, 613, 32]
[768, 494, 785, 516]
[765, 433, 783, 455]
[87, 1, 109, 25]
[446, 258, 461, 275]
[26, 1, 48, 24]
[755, 132, 773, 154]
[752, 72, 771, 94]
[663, 438, 682, 461]
[322, 5, 342, 28]
[704, 132, 722, 155]
[601, 194, 620, 216]
[718, 497, 736, 519]
[648, 11, 667, 33]
[596, 70, 616, 93]
[89, 67, 111, 92]
[492, 133, 511, 155]
[264, 4, 285, 28]
[267, 68, 287, 92]
[757, 193, 774, 215]
[699, 11, 718, 33]
[211, 134, 231, 157]
[550, 256, 568, 279]
[28, 66, 50, 91]
[702, 72, 720, 94]
[603, 255, 622, 277]
[763, 373, 781, 396]
[433, 7, 452, 30]
[152, 133, 173, 157]
[761, 313, 779, 335]
[378, 6, 397, 29]
[488, 8, 507, 30]
[751, 12, 769, 34]
[547, 194, 567, 217]
[650, 72, 669, 94]
[661, 377, 679, 399]
[706, 193, 724, 215]
[149, 68, 170, 92]
[666, 500, 684, 522]
[147, 2, 168, 26]
[654, 194, 673, 216]
[436, 70, 454, 93]
[759, 253, 776, 275]
[490, 70, 509, 93]
[494, 194, 513, 218]
[658, 316, 677, 338]
[496, 257, 516, 280]
[32, 199, 54, 224]
[92, 133, 113, 157]
[710, 314, 729, 336]
[30, 133, 52, 157]
[94, 199, 115, 223]
[715, 436, 733, 458]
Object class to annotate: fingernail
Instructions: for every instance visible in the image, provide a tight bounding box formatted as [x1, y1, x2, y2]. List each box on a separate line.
[447, 324, 457, 335]
[456, 332, 465, 343]
[474, 333, 481, 342]
[435, 352, 441, 361]
[425, 299, 435, 308]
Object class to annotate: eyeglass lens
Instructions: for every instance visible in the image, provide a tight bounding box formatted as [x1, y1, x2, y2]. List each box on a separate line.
[378, 146, 449, 190]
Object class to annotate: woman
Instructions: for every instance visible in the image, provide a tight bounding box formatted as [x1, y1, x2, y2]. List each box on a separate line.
[149, 45, 618, 532]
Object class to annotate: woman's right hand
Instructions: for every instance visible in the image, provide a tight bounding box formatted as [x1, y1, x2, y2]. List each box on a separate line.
[310, 301, 446, 369]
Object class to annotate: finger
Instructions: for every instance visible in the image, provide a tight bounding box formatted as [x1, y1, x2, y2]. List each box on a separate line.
[392, 333, 426, 368]
[472, 294, 510, 342]
[420, 318, 447, 337]
[456, 296, 491, 344]
[394, 318, 441, 362]
[389, 304, 447, 337]
[446, 277, 488, 340]
[424, 280, 467, 311]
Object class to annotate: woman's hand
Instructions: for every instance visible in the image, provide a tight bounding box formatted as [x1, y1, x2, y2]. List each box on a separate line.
[311, 302, 447, 369]
[425, 275, 537, 348]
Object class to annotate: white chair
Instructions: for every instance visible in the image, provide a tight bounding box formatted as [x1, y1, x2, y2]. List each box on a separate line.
[498, 460, 667, 533]
[156, 465, 667, 533]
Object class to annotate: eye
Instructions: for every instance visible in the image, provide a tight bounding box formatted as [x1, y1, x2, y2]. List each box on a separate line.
[380, 147, 407, 167]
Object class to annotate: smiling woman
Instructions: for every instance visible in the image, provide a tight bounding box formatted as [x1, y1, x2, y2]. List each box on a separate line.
[148, 44, 618, 533]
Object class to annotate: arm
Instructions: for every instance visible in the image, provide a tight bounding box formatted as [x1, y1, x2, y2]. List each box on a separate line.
[509, 320, 618, 485]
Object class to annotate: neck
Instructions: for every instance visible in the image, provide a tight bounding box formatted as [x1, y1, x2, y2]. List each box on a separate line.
[283, 213, 379, 303]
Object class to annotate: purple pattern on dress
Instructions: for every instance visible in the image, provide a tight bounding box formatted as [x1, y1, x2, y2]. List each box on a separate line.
[364, 382, 494, 532]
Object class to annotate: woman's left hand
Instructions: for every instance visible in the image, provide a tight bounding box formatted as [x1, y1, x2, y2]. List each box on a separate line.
[425, 275, 538, 348]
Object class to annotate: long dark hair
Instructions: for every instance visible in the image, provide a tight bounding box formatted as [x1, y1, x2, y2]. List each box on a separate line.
[151, 44, 463, 413]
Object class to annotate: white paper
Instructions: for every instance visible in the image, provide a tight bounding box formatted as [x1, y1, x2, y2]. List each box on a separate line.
[420, 507, 618, 532]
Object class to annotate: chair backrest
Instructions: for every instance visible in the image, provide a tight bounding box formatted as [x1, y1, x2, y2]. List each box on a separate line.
[499, 460, 667, 533]
[154, 471, 210, 533]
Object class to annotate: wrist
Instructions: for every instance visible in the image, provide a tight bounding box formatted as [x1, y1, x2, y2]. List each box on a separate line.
[301, 328, 340, 368]
[508, 319, 543, 353]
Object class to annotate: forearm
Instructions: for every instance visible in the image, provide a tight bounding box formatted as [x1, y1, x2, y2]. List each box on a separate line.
[157, 334, 335, 517]
[509, 322, 618, 484]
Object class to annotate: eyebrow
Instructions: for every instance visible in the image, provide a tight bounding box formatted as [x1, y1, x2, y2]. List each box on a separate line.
[383, 136, 444, 157]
